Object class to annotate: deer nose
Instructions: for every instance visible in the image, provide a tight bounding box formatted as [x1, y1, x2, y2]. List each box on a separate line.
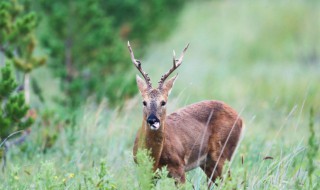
[147, 114, 159, 125]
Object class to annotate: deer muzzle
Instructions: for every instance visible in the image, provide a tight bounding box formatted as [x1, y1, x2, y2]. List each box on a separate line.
[147, 113, 160, 130]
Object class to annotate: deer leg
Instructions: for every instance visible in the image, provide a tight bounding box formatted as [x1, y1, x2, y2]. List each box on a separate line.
[167, 165, 186, 183]
[200, 157, 225, 188]
[204, 137, 233, 185]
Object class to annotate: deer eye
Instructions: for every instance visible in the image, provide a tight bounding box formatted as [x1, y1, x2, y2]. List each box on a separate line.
[161, 101, 166, 106]
[142, 101, 147, 106]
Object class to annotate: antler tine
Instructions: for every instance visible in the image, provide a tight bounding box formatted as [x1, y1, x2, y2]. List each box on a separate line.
[127, 41, 152, 88]
[158, 43, 189, 88]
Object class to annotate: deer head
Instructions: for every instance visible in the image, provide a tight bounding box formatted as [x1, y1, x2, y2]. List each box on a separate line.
[128, 41, 189, 131]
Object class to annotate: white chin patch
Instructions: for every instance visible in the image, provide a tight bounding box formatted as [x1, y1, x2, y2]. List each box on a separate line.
[150, 122, 160, 130]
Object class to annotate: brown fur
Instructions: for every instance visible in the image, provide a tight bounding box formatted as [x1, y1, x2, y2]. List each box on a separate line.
[130, 42, 243, 185]
[133, 100, 243, 184]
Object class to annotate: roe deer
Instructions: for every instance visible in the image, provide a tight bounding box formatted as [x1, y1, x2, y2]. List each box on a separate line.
[128, 42, 244, 185]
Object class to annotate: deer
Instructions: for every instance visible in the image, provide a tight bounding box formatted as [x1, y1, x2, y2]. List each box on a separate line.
[128, 41, 244, 186]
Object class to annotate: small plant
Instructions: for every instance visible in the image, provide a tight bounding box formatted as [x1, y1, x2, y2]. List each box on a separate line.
[135, 149, 155, 189]
[306, 107, 319, 188]
[83, 161, 117, 190]
[154, 167, 179, 190]
[96, 161, 117, 189]
[134, 149, 193, 189]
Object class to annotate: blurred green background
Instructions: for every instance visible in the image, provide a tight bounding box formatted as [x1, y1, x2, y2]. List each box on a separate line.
[0, 0, 319, 189]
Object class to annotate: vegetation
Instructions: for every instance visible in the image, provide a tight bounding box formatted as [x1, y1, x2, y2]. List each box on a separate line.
[0, 0, 41, 166]
[33, 0, 185, 108]
[0, 0, 320, 189]
[0, 0, 46, 72]
[0, 62, 33, 141]
[0, 0, 46, 104]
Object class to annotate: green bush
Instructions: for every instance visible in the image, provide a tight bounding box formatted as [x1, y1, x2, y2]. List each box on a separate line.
[0, 62, 33, 141]
[33, 0, 185, 108]
[0, 0, 46, 73]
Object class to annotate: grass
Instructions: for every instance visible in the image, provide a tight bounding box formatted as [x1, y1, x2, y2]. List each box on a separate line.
[1, 0, 320, 189]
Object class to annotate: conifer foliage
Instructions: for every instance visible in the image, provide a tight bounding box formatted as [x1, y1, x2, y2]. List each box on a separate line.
[38, 0, 135, 108]
[37, 0, 185, 108]
[0, 0, 46, 72]
[0, 0, 45, 141]
[0, 62, 33, 141]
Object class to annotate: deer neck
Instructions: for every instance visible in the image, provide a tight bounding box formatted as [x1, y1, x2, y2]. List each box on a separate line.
[140, 118, 165, 171]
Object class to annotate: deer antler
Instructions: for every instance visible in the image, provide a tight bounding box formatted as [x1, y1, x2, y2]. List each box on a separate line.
[158, 43, 189, 89]
[127, 41, 152, 88]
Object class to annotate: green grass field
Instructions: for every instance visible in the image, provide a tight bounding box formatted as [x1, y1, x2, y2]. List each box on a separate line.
[1, 1, 319, 189]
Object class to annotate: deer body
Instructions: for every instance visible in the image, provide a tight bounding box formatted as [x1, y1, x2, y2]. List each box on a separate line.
[134, 100, 242, 183]
[128, 42, 243, 184]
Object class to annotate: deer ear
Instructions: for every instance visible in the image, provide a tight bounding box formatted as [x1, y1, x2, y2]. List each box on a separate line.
[136, 75, 148, 95]
[162, 74, 178, 96]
